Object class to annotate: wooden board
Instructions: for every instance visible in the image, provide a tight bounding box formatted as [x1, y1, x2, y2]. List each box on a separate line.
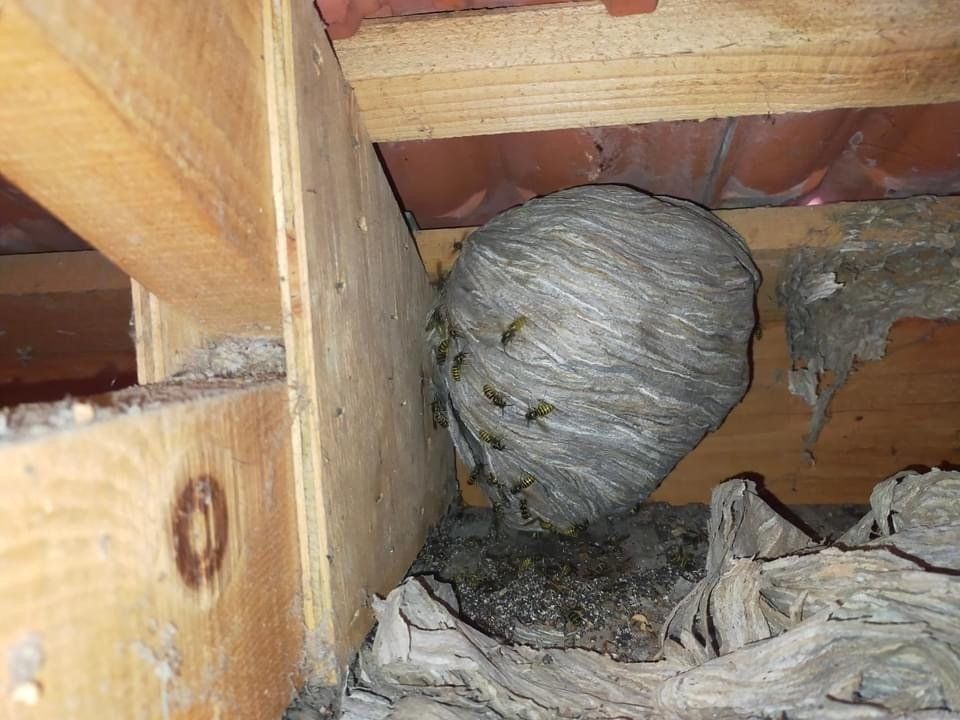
[262, 0, 454, 680]
[334, 0, 960, 141]
[0, 1, 281, 334]
[0, 251, 128, 296]
[131, 283, 211, 384]
[416, 196, 960, 324]
[420, 196, 960, 505]
[650, 318, 960, 505]
[0, 381, 302, 720]
[0, 251, 136, 404]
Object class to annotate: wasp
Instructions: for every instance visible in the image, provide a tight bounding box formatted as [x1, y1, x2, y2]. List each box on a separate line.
[435, 338, 450, 365]
[468, 463, 485, 485]
[477, 429, 506, 450]
[511, 472, 535, 494]
[519, 498, 531, 520]
[564, 607, 585, 627]
[525, 400, 555, 424]
[431, 399, 448, 428]
[538, 518, 555, 532]
[451, 351, 469, 381]
[426, 306, 447, 335]
[485, 473, 511, 505]
[559, 520, 587, 537]
[501, 315, 527, 348]
[482, 383, 511, 412]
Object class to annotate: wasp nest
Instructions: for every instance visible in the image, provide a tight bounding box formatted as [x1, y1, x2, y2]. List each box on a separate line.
[427, 185, 759, 531]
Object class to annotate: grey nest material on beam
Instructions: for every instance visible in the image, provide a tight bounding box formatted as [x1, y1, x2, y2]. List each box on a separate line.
[426, 185, 759, 530]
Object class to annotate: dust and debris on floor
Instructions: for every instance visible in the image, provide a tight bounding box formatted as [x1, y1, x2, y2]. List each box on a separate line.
[283, 499, 865, 719]
[173, 337, 286, 380]
[341, 471, 960, 719]
[405, 500, 865, 662]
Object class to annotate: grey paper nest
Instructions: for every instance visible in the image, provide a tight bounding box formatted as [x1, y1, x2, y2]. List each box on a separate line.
[427, 185, 759, 531]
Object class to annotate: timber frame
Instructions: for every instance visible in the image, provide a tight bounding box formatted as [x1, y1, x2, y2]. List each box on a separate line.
[0, 1, 959, 718]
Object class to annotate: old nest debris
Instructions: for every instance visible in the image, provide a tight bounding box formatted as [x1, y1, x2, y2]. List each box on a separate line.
[345, 468, 960, 720]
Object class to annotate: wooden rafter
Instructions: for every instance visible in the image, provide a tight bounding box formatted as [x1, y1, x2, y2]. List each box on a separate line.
[0, 1, 281, 334]
[335, 0, 960, 141]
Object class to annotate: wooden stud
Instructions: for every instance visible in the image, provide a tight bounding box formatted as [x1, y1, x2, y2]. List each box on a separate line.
[335, 0, 960, 141]
[263, 0, 454, 679]
[0, 1, 281, 334]
[130, 283, 212, 384]
[0, 381, 302, 720]
[418, 196, 960, 505]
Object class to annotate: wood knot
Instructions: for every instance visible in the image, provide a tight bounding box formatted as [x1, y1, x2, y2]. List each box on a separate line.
[171, 475, 228, 589]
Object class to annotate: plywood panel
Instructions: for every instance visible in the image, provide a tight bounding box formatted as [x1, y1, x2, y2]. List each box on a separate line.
[262, 0, 454, 679]
[335, 0, 960, 141]
[0, 381, 302, 720]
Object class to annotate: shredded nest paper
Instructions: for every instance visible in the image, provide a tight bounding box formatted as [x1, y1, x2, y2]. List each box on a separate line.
[778, 237, 960, 452]
[343, 469, 960, 719]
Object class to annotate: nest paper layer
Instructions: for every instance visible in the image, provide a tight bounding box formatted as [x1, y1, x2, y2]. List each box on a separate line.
[428, 185, 759, 529]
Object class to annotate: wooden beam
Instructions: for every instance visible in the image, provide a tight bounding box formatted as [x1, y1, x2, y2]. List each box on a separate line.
[650, 317, 960, 504]
[335, 0, 960, 141]
[416, 196, 960, 323]
[0, 251, 128, 296]
[0, 381, 302, 719]
[263, 1, 454, 680]
[421, 196, 960, 505]
[0, 1, 281, 334]
[0, 251, 136, 404]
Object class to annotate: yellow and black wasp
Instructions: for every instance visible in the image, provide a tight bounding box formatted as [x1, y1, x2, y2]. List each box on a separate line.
[451, 351, 469, 381]
[477, 429, 506, 450]
[511, 472, 535, 494]
[431, 398, 448, 428]
[559, 520, 588, 537]
[501, 315, 527, 348]
[518, 497, 531, 520]
[435, 338, 450, 365]
[468, 463, 485, 485]
[488, 473, 512, 505]
[482, 383, 511, 412]
[525, 400, 555, 424]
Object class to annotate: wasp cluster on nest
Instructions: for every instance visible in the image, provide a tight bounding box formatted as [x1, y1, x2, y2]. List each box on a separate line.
[427, 185, 759, 532]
